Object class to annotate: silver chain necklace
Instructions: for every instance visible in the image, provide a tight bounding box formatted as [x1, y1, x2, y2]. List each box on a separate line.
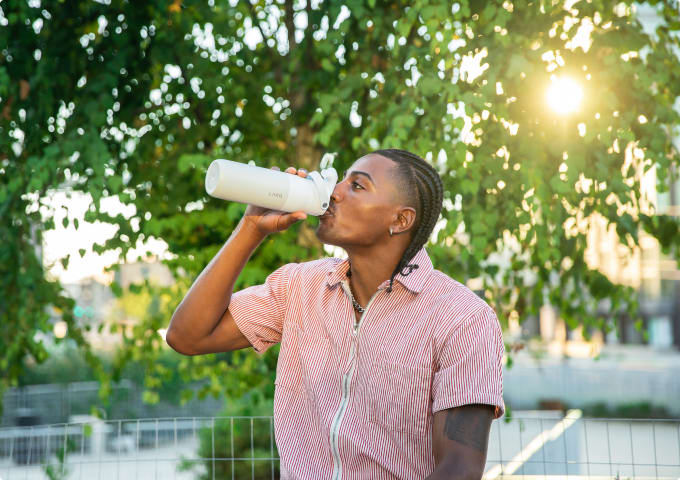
[347, 284, 365, 313]
[346, 269, 365, 313]
[350, 294, 365, 314]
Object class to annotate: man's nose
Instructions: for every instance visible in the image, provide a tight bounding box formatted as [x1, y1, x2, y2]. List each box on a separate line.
[330, 181, 345, 203]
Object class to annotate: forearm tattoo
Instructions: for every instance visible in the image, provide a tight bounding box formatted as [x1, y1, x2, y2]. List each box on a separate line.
[443, 407, 491, 453]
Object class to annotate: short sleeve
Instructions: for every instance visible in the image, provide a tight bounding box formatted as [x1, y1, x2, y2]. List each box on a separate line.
[432, 306, 505, 418]
[228, 263, 298, 354]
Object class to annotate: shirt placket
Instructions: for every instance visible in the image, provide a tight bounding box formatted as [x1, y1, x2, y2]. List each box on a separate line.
[329, 280, 383, 480]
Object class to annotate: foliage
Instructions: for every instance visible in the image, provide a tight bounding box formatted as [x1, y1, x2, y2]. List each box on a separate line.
[581, 401, 677, 419]
[43, 438, 76, 480]
[178, 395, 279, 480]
[17, 343, 190, 414]
[17, 344, 98, 386]
[1, 0, 679, 411]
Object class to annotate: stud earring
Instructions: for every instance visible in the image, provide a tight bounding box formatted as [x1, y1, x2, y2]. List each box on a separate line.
[389, 227, 393, 236]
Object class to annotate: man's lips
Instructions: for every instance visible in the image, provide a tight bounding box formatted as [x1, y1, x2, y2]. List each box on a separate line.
[320, 206, 334, 218]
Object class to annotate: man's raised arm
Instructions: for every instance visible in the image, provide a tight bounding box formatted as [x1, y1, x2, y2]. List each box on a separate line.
[165, 167, 308, 356]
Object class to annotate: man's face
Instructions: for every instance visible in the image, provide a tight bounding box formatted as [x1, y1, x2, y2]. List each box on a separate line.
[316, 153, 404, 249]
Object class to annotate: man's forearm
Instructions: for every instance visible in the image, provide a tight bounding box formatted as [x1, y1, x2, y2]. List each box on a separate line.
[426, 405, 493, 480]
[166, 218, 264, 351]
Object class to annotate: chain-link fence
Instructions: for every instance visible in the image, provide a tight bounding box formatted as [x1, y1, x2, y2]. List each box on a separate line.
[1, 410, 679, 479]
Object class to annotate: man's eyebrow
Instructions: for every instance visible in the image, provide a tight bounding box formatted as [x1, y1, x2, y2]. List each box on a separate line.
[345, 170, 375, 185]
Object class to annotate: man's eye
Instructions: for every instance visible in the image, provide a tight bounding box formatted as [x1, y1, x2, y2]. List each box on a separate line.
[352, 181, 363, 189]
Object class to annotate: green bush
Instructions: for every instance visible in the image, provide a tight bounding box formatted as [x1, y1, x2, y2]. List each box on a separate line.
[19, 344, 186, 397]
[179, 394, 279, 480]
[16, 345, 193, 421]
[43, 438, 76, 480]
[582, 402, 676, 419]
[19, 345, 97, 386]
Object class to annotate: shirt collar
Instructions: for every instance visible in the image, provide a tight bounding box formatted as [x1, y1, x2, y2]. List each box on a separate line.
[325, 247, 432, 294]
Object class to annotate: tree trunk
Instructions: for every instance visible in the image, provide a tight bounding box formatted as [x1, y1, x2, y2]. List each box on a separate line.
[294, 123, 323, 250]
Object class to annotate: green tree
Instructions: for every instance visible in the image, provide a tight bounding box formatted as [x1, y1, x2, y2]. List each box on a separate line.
[2, 0, 679, 409]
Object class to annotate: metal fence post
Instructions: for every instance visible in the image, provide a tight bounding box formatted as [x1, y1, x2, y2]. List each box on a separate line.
[605, 420, 613, 478]
[251, 417, 255, 480]
[270, 416, 275, 480]
[231, 416, 235, 480]
[583, 418, 591, 478]
[211, 417, 216, 480]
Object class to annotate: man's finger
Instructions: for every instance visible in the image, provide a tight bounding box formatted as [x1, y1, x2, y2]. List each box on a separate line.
[280, 211, 307, 229]
[285, 166, 296, 174]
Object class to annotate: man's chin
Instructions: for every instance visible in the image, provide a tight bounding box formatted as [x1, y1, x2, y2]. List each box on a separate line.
[315, 224, 339, 247]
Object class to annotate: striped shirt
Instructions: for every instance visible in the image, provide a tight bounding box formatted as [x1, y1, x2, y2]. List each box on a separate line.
[229, 248, 505, 480]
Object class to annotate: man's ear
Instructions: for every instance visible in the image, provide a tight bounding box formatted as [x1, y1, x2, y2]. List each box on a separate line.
[392, 207, 417, 235]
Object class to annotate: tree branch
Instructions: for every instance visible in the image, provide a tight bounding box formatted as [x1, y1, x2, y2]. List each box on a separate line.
[305, 0, 313, 61]
[284, 0, 296, 53]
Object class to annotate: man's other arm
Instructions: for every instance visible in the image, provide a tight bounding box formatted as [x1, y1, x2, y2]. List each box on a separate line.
[166, 167, 308, 356]
[425, 404, 494, 480]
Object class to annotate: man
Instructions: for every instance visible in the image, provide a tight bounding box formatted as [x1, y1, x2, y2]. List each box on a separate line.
[166, 149, 504, 479]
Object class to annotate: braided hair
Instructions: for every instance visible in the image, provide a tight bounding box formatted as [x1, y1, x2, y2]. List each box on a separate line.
[372, 149, 444, 293]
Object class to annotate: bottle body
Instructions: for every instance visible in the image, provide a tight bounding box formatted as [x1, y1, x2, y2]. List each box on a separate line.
[205, 159, 337, 216]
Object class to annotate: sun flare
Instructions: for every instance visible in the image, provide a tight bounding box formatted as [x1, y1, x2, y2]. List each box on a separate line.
[546, 76, 583, 115]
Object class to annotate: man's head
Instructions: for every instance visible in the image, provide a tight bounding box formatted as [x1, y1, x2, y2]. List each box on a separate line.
[316, 149, 443, 287]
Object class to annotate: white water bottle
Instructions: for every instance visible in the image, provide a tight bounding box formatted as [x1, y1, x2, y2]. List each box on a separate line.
[205, 159, 338, 216]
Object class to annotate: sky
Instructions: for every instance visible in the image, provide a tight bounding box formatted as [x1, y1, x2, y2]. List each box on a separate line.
[41, 190, 169, 284]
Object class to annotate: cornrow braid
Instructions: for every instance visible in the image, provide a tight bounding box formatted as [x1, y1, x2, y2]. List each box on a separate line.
[372, 149, 444, 293]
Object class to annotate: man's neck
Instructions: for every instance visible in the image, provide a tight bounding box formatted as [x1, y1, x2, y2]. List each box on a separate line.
[346, 247, 402, 307]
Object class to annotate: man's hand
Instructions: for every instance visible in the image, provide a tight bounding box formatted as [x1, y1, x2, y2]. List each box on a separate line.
[426, 404, 494, 480]
[241, 166, 308, 238]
